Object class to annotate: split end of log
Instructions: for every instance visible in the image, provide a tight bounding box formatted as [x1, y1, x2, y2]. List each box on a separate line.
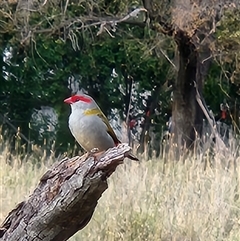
[0, 144, 139, 241]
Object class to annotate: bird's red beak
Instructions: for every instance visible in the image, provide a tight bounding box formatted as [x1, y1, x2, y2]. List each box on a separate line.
[64, 97, 73, 104]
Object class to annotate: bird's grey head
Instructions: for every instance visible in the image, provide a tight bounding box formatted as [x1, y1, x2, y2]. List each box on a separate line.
[64, 94, 98, 111]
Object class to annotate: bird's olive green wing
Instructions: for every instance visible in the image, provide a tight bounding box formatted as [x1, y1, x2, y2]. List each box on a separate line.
[97, 112, 120, 145]
[84, 108, 120, 145]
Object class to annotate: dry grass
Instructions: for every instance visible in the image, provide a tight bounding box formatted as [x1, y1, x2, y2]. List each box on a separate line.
[1, 140, 240, 241]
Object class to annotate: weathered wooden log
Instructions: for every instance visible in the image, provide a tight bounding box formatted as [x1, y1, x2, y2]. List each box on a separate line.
[0, 144, 136, 241]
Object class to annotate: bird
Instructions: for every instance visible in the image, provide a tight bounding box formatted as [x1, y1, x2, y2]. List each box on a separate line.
[64, 93, 139, 161]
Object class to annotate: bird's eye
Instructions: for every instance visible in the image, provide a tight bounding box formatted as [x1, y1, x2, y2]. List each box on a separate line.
[71, 96, 81, 103]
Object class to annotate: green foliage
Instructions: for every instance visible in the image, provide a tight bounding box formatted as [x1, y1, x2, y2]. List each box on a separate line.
[204, 63, 228, 112]
[217, 9, 240, 51]
[2, 0, 240, 154]
[0, 7, 174, 153]
[215, 8, 240, 85]
[204, 8, 240, 124]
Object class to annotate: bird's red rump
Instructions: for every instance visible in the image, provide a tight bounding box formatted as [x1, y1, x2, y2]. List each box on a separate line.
[114, 140, 120, 146]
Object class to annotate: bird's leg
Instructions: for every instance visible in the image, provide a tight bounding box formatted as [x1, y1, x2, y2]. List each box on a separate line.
[88, 148, 105, 162]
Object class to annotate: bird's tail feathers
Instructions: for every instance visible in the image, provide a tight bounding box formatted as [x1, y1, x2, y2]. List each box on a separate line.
[126, 152, 139, 161]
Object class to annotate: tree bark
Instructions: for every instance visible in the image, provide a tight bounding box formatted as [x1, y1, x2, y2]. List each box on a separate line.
[0, 144, 135, 241]
[172, 30, 204, 149]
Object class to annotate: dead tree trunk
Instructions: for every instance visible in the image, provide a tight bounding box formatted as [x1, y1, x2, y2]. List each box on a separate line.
[172, 30, 204, 149]
[0, 144, 136, 241]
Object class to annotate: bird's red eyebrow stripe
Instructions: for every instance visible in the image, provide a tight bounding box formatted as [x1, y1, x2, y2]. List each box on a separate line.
[72, 95, 92, 103]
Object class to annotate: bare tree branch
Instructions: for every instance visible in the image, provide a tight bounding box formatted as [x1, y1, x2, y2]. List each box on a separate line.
[0, 144, 137, 241]
[195, 82, 229, 153]
[0, 4, 148, 44]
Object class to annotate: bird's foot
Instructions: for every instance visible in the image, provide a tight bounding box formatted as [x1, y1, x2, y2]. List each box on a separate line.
[88, 148, 105, 162]
[90, 148, 99, 154]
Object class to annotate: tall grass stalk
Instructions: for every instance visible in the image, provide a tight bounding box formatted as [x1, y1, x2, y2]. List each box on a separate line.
[1, 139, 240, 240]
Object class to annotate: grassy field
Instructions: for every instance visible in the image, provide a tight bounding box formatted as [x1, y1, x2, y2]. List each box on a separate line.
[1, 141, 240, 240]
